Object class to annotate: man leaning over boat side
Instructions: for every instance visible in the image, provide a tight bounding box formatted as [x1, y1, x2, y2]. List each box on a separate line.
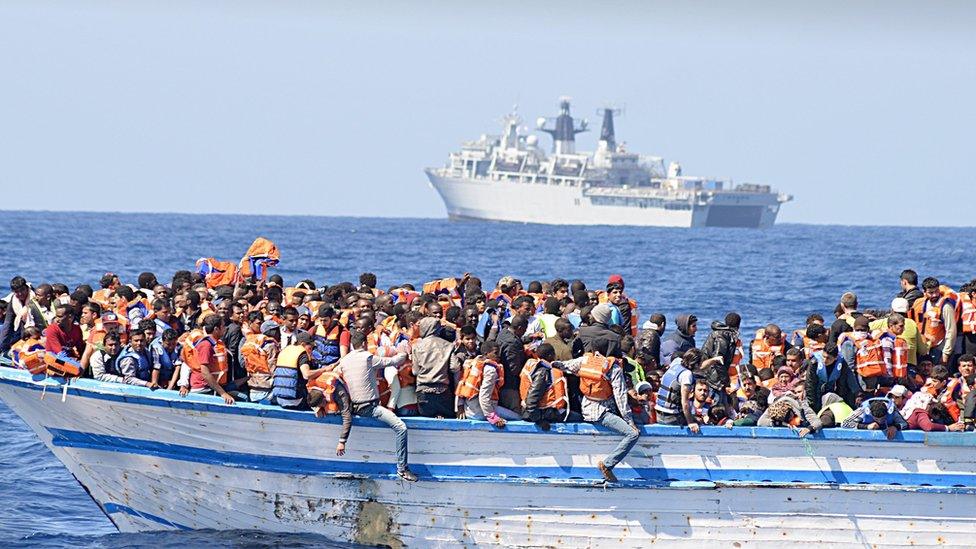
[339, 329, 418, 482]
[553, 344, 638, 483]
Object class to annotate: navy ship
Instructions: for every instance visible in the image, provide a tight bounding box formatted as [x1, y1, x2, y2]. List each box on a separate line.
[426, 98, 791, 227]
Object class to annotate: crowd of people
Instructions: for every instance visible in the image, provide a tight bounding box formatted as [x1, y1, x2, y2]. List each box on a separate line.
[1, 260, 974, 483]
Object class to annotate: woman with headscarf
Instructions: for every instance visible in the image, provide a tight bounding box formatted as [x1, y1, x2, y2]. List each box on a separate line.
[769, 365, 803, 401]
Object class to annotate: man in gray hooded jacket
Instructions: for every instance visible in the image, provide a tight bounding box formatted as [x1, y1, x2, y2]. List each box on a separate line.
[411, 317, 460, 417]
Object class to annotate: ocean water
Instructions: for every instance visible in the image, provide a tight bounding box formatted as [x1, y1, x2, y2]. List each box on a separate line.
[1, 210, 974, 546]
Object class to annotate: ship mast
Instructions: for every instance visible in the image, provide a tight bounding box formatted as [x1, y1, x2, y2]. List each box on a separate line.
[537, 97, 587, 155]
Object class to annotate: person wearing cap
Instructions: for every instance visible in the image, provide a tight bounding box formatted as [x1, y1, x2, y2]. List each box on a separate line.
[871, 298, 924, 377]
[271, 331, 328, 410]
[603, 275, 638, 338]
[90, 330, 127, 384]
[241, 320, 281, 403]
[579, 303, 623, 358]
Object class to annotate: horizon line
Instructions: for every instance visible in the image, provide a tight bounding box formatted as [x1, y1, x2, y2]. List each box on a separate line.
[1, 208, 973, 230]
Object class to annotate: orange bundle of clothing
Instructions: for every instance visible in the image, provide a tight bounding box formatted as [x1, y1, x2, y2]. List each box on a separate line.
[239, 237, 280, 281]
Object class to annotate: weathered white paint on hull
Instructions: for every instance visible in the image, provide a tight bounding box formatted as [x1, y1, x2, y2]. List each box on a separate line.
[1, 368, 974, 548]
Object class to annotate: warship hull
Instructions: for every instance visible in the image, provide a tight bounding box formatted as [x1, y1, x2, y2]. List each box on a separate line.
[427, 172, 782, 228]
[2, 367, 975, 548]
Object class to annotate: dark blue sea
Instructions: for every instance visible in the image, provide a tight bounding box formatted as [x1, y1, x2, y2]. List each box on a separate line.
[1, 210, 973, 547]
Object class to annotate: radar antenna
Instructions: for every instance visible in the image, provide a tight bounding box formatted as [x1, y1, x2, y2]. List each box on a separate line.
[537, 97, 587, 154]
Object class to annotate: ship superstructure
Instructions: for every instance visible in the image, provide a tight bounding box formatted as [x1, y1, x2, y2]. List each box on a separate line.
[425, 98, 791, 228]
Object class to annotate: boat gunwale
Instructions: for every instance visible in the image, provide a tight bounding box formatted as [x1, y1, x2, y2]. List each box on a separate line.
[2, 366, 974, 446]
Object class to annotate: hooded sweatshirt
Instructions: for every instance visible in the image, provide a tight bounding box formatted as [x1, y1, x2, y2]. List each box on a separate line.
[410, 317, 457, 393]
[661, 314, 697, 365]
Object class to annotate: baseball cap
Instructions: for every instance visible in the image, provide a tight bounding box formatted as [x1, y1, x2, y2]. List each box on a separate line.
[296, 306, 311, 317]
[608, 274, 624, 287]
[891, 298, 910, 314]
[100, 312, 120, 325]
[497, 276, 516, 290]
[887, 384, 909, 398]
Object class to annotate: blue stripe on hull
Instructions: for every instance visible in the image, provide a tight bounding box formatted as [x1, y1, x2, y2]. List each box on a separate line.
[6, 369, 972, 444]
[47, 428, 976, 488]
[102, 502, 191, 530]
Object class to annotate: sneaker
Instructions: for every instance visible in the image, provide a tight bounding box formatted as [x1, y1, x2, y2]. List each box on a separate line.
[598, 461, 618, 483]
[397, 469, 418, 482]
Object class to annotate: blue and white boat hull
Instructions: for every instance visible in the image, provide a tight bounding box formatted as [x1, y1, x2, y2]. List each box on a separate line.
[1, 367, 973, 547]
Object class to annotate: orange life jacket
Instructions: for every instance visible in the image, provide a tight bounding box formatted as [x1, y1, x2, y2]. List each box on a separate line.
[751, 329, 786, 371]
[578, 353, 615, 401]
[238, 237, 280, 281]
[802, 336, 825, 359]
[44, 352, 82, 378]
[11, 338, 47, 375]
[960, 295, 976, 334]
[422, 277, 459, 299]
[308, 371, 344, 415]
[911, 286, 959, 346]
[880, 332, 909, 378]
[179, 329, 229, 385]
[844, 331, 886, 379]
[595, 291, 640, 337]
[519, 359, 568, 410]
[457, 357, 504, 401]
[284, 287, 313, 306]
[195, 258, 239, 289]
[91, 288, 114, 308]
[240, 333, 275, 375]
[941, 378, 964, 422]
[389, 288, 420, 305]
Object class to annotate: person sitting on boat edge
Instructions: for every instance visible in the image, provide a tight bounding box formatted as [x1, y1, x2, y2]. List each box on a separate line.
[149, 328, 181, 391]
[178, 315, 239, 405]
[89, 330, 127, 384]
[411, 316, 460, 418]
[339, 329, 417, 482]
[655, 348, 723, 432]
[306, 368, 353, 457]
[457, 340, 520, 427]
[553, 349, 637, 483]
[521, 343, 580, 429]
[271, 331, 329, 410]
[44, 303, 84, 362]
[116, 329, 157, 389]
[240, 320, 280, 404]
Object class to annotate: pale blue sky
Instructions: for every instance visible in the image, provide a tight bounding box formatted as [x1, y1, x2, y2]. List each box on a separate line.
[1, 1, 974, 225]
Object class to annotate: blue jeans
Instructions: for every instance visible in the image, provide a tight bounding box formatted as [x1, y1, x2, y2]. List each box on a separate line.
[358, 404, 409, 473]
[598, 412, 640, 470]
